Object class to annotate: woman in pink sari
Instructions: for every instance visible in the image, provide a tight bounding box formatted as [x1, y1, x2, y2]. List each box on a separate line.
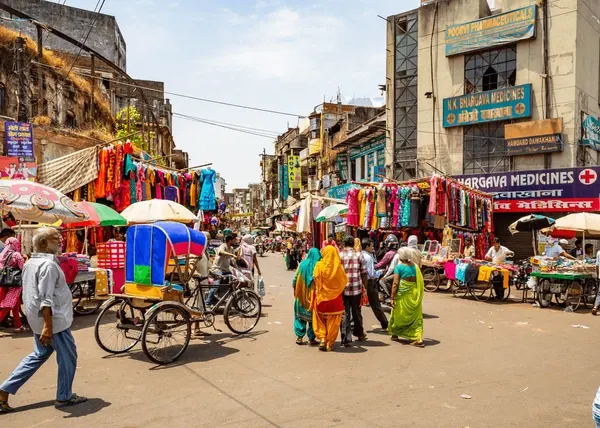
[0, 238, 25, 332]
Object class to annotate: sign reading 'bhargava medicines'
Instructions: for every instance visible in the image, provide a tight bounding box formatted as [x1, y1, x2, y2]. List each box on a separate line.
[445, 6, 536, 56]
[443, 84, 532, 128]
[454, 166, 600, 213]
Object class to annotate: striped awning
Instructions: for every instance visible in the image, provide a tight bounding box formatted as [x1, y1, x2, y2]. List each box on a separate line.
[37, 146, 98, 194]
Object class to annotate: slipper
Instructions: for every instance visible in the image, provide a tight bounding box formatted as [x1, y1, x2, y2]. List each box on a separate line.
[193, 330, 211, 337]
[14, 326, 28, 333]
[410, 341, 425, 348]
[0, 400, 14, 413]
[55, 394, 88, 408]
[295, 338, 304, 345]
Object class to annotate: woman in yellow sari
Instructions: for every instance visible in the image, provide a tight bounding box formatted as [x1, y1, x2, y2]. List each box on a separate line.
[388, 247, 425, 347]
[312, 246, 347, 352]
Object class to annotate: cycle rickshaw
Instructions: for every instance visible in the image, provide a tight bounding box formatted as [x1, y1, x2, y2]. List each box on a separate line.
[93, 222, 262, 364]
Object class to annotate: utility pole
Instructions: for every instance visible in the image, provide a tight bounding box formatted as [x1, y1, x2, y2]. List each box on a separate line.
[90, 55, 95, 122]
[16, 37, 28, 122]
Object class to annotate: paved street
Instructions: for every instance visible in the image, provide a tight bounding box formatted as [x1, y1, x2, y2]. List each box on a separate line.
[1, 252, 599, 427]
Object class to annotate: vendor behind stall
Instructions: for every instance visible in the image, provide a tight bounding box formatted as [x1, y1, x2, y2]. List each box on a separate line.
[485, 238, 514, 264]
[569, 239, 584, 259]
[463, 237, 476, 259]
[546, 238, 576, 260]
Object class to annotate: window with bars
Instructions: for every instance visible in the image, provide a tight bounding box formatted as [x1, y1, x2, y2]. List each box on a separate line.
[394, 12, 418, 181]
[463, 45, 516, 174]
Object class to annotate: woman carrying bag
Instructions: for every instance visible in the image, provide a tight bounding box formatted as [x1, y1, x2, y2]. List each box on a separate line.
[0, 238, 26, 332]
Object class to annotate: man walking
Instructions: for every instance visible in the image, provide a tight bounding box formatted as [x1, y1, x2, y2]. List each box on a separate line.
[0, 228, 86, 413]
[339, 235, 368, 346]
[361, 238, 388, 330]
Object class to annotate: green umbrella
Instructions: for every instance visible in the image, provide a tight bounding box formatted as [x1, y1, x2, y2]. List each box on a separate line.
[69, 201, 128, 227]
[315, 204, 348, 222]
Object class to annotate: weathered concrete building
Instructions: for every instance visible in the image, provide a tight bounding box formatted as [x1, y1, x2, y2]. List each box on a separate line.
[387, 0, 600, 255]
[1, 0, 126, 70]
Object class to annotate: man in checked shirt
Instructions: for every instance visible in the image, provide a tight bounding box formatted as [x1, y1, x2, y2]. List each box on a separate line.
[339, 235, 368, 346]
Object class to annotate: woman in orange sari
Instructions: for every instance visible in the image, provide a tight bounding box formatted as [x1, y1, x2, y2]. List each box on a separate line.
[311, 246, 347, 352]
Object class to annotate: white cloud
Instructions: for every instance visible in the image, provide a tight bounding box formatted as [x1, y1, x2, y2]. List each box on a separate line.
[205, 7, 344, 82]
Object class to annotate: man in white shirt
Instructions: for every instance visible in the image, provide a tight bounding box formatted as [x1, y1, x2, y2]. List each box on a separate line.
[0, 228, 87, 413]
[545, 238, 575, 260]
[361, 238, 388, 329]
[485, 238, 514, 264]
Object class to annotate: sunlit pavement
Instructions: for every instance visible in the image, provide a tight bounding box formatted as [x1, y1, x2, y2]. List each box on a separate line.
[0, 251, 598, 427]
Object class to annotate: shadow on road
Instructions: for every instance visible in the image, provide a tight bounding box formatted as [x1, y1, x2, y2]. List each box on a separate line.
[423, 313, 439, 319]
[12, 397, 111, 418]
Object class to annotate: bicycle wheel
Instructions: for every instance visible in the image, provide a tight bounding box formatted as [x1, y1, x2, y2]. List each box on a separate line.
[224, 289, 262, 334]
[94, 298, 144, 354]
[583, 279, 598, 309]
[492, 284, 511, 301]
[565, 281, 583, 312]
[422, 268, 439, 293]
[451, 281, 467, 298]
[536, 279, 552, 308]
[71, 281, 102, 316]
[141, 304, 191, 365]
[471, 284, 492, 301]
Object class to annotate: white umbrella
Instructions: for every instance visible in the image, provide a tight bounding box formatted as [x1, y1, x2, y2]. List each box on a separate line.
[121, 199, 198, 224]
[553, 213, 600, 235]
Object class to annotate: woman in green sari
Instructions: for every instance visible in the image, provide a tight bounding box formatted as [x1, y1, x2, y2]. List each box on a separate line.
[388, 247, 425, 347]
[292, 248, 321, 345]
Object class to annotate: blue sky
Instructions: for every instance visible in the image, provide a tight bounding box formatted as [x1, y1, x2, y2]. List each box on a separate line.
[65, 0, 422, 189]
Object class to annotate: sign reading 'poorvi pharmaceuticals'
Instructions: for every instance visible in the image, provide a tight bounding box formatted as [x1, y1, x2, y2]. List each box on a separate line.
[443, 84, 532, 128]
[445, 6, 536, 57]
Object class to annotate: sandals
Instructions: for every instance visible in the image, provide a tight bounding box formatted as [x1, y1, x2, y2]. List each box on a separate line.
[410, 341, 425, 348]
[0, 400, 14, 413]
[308, 339, 320, 346]
[295, 337, 304, 345]
[13, 326, 28, 333]
[55, 394, 88, 408]
[193, 330, 211, 337]
[318, 342, 326, 352]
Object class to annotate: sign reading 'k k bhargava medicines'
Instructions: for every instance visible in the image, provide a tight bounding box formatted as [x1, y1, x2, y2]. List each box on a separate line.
[445, 6, 536, 56]
[443, 84, 532, 128]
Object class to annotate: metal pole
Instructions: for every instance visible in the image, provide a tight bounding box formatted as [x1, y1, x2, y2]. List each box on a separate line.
[90, 55, 95, 122]
[16, 37, 28, 122]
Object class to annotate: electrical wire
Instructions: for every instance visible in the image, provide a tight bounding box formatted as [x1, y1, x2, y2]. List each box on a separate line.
[173, 113, 277, 139]
[31, 61, 305, 118]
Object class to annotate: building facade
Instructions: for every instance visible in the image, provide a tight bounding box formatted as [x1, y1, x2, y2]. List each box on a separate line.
[387, 0, 600, 257]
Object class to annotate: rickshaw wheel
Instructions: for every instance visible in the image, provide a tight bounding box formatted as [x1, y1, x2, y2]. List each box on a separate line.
[422, 268, 439, 293]
[95, 298, 145, 354]
[141, 304, 191, 365]
[451, 281, 467, 298]
[565, 281, 583, 312]
[224, 289, 262, 335]
[70, 281, 102, 316]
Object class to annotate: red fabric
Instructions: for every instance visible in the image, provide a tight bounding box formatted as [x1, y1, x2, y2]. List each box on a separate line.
[60, 258, 79, 284]
[0, 306, 22, 328]
[0, 287, 21, 309]
[317, 294, 344, 313]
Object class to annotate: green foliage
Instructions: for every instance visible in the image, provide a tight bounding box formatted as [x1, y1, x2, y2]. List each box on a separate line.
[115, 106, 157, 155]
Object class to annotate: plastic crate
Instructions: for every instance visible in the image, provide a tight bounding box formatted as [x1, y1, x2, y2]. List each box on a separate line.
[97, 241, 126, 269]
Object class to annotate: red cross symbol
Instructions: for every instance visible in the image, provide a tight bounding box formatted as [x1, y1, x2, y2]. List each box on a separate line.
[579, 169, 597, 185]
[515, 103, 525, 115]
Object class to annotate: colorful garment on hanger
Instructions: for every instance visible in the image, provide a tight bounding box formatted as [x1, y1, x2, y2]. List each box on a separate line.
[165, 185, 179, 202]
[346, 188, 359, 227]
[358, 189, 366, 227]
[199, 169, 216, 210]
[95, 148, 108, 198]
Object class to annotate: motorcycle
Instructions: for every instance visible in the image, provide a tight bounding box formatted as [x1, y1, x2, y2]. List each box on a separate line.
[513, 260, 533, 290]
[256, 242, 265, 257]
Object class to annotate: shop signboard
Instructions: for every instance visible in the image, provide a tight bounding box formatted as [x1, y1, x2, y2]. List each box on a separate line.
[328, 183, 357, 200]
[279, 164, 289, 201]
[4, 121, 34, 162]
[445, 6, 536, 57]
[287, 155, 301, 189]
[454, 166, 600, 213]
[336, 155, 348, 181]
[443, 84, 532, 128]
[505, 118, 563, 156]
[582, 114, 600, 151]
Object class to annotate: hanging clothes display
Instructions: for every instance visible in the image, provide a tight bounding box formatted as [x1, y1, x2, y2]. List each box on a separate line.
[199, 168, 216, 211]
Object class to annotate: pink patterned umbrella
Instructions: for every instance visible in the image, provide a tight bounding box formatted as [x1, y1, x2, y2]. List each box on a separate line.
[0, 180, 89, 224]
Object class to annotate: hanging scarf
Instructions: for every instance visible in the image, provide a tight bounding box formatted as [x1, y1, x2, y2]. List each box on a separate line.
[313, 246, 348, 307]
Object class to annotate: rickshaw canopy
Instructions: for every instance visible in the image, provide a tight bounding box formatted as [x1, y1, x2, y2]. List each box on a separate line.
[125, 221, 207, 287]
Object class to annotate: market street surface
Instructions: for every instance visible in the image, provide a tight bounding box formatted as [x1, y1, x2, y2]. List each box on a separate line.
[0, 253, 597, 428]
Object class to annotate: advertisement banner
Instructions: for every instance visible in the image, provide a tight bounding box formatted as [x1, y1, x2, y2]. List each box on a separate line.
[0, 156, 36, 181]
[445, 6, 536, 57]
[582, 114, 600, 151]
[287, 155, 301, 189]
[454, 167, 600, 213]
[336, 155, 348, 181]
[4, 121, 34, 162]
[443, 84, 532, 128]
[505, 118, 563, 156]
